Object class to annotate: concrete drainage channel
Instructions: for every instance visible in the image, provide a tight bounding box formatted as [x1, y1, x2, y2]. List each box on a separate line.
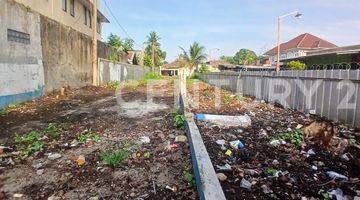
[179, 85, 226, 200]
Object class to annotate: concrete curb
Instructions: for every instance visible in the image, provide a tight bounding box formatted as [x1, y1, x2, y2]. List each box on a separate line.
[179, 90, 226, 200]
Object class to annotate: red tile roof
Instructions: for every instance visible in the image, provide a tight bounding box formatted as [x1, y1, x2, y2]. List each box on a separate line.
[264, 33, 337, 55]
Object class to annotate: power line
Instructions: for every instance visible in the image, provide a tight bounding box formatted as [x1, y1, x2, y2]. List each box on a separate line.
[102, 0, 143, 49]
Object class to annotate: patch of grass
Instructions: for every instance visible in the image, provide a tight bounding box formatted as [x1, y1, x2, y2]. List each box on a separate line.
[264, 167, 278, 176]
[186, 78, 196, 86]
[106, 81, 121, 89]
[273, 129, 303, 148]
[77, 131, 101, 143]
[184, 170, 196, 186]
[14, 131, 41, 144]
[224, 93, 233, 103]
[101, 150, 130, 168]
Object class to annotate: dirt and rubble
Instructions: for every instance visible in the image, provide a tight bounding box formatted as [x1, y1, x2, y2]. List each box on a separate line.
[188, 81, 360, 200]
[0, 79, 197, 200]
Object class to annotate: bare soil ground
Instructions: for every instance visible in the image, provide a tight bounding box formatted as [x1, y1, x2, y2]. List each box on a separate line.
[188, 81, 360, 200]
[0, 79, 196, 200]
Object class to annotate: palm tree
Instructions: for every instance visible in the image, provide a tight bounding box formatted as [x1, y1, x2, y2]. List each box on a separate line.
[179, 42, 207, 75]
[144, 31, 161, 71]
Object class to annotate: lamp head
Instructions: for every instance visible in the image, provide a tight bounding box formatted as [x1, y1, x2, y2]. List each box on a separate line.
[295, 12, 303, 19]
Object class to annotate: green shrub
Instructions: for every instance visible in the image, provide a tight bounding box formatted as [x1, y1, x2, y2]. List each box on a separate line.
[101, 150, 130, 167]
[173, 109, 186, 129]
[14, 131, 44, 155]
[0, 109, 8, 116]
[286, 61, 306, 70]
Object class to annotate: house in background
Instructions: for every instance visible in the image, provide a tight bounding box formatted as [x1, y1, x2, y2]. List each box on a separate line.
[14, 0, 109, 38]
[264, 33, 337, 65]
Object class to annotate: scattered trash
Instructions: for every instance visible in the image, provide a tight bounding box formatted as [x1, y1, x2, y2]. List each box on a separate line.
[244, 169, 258, 175]
[217, 173, 227, 181]
[36, 169, 44, 175]
[139, 136, 150, 144]
[240, 178, 252, 190]
[269, 139, 286, 146]
[216, 163, 232, 171]
[261, 184, 273, 194]
[13, 193, 24, 198]
[272, 160, 280, 165]
[259, 129, 268, 137]
[341, 154, 350, 162]
[77, 155, 86, 166]
[196, 114, 251, 128]
[70, 140, 78, 147]
[165, 185, 178, 192]
[48, 153, 62, 160]
[170, 143, 178, 149]
[225, 149, 232, 156]
[230, 140, 245, 150]
[311, 165, 318, 171]
[326, 171, 348, 181]
[215, 139, 227, 150]
[175, 135, 188, 143]
[307, 149, 315, 155]
[215, 139, 225, 146]
[296, 124, 303, 129]
[329, 188, 346, 200]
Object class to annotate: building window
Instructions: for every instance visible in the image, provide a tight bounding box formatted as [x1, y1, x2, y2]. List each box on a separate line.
[84, 5, 88, 25]
[62, 0, 67, 12]
[70, 0, 75, 16]
[88, 9, 92, 28]
[97, 18, 101, 33]
[7, 29, 30, 44]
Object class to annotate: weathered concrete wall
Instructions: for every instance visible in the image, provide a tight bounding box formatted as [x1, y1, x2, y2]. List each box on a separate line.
[40, 15, 118, 92]
[0, 0, 45, 109]
[99, 58, 150, 85]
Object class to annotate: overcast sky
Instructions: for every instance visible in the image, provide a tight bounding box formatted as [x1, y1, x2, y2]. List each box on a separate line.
[101, 0, 360, 61]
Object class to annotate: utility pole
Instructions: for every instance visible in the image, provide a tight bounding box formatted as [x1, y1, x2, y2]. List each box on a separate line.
[92, 0, 98, 86]
[276, 17, 281, 72]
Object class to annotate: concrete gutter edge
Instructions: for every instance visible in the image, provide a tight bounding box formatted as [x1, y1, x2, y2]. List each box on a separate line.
[180, 93, 226, 200]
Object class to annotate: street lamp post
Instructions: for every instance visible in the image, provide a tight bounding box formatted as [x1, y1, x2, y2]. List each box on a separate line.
[276, 11, 302, 72]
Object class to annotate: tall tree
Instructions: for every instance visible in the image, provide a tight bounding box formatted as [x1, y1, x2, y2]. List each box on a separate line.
[107, 33, 134, 53]
[179, 42, 207, 74]
[144, 31, 166, 70]
[233, 49, 258, 65]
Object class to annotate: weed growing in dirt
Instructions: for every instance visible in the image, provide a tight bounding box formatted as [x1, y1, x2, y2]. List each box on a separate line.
[272, 130, 303, 148]
[264, 167, 278, 176]
[14, 131, 44, 155]
[203, 88, 211, 97]
[0, 109, 8, 116]
[348, 138, 356, 145]
[7, 104, 17, 109]
[319, 189, 330, 200]
[106, 81, 121, 89]
[77, 131, 101, 143]
[101, 150, 130, 168]
[224, 94, 233, 103]
[186, 78, 196, 86]
[184, 170, 196, 186]
[173, 109, 186, 129]
[44, 123, 62, 140]
[237, 94, 244, 102]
